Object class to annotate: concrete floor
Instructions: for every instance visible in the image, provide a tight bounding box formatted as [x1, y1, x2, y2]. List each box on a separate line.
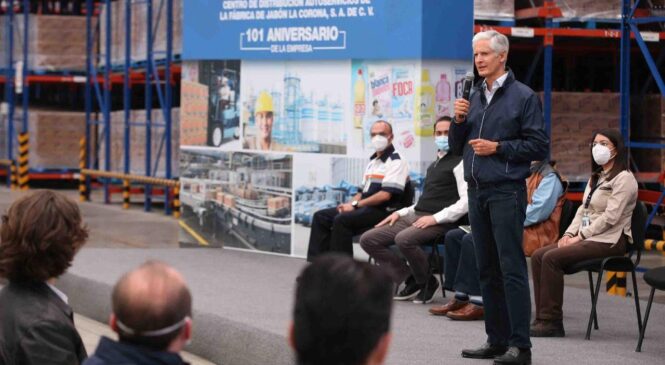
[2, 187, 665, 364]
[2, 187, 665, 302]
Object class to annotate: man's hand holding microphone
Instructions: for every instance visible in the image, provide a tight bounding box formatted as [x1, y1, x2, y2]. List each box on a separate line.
[455, 72, 499, 156]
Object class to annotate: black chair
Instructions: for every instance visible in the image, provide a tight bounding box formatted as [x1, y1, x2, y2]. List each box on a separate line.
[558, 199, 579, 239]
[421, 234, 446, 300]
[562, 200, 647, 340]
[636, 266, 665, 352]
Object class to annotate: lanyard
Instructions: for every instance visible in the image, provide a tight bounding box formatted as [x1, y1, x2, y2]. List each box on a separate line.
[584, 180, 604, 209]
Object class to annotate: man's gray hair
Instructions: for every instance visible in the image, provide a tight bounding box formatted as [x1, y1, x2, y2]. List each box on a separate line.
[472, 30, 509, 56]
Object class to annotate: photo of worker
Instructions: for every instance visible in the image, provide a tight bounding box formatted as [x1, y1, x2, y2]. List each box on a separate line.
[240, 60, 350, 154]
[178, 147, 293, 255]
[180, 60, 242, 149]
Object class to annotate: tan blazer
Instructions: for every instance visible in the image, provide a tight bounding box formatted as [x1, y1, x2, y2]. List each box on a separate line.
[565, 170, 637, 245]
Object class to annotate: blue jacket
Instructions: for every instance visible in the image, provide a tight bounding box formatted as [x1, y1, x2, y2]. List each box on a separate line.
[449, 69, 549, 186]
[83, 337, 189, 365]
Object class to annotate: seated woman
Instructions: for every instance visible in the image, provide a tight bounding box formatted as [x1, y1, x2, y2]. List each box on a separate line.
[530, 129, 637, 337]
[0, 190, 89, 364]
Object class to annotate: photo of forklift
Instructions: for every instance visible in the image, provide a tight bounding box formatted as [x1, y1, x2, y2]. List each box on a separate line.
[209, 68, 241, 147]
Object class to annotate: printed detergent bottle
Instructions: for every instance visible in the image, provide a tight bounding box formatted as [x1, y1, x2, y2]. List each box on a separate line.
[415, 69, 435, 136]
[435, 73, 451, 118]
[353, 69, 366, 129]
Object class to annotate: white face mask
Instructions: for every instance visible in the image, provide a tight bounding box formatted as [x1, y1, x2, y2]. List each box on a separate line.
[592, 144, 613, 165]
[371, 135, 389, 152]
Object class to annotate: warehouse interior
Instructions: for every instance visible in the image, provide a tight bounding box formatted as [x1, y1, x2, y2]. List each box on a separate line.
[1, 1, 665, 364]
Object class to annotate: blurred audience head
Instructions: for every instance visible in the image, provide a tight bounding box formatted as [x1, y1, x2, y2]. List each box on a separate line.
[0, 190, 88, 282]
[290, 254, 394, 365]
[110, 261, 193, 352]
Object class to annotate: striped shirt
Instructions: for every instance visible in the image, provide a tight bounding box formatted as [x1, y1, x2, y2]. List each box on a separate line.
[361, 144, 409, 203]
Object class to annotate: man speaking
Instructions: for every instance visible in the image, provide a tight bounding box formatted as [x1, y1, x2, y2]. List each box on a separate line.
[449, 30, 548, 365]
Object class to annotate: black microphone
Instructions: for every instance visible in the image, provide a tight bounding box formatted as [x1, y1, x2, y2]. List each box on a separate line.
[462, 72, 474, 101]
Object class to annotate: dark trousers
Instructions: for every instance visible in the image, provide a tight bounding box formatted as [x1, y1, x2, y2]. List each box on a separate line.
[468, 181, 531, 348]
[360, 211, 455, 285]
[444, 228, 481, 296]
[307, 206, 389, 261]
[531, 237, 626, 321]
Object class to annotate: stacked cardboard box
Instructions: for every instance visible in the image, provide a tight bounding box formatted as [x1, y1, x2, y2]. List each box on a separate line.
[98, 108, 180, 176]
[180, 80, 209, 146]
[224, 195, 236, 208]
[475, 0, 514, 19]
[99, 0, 183, 67]
[632, 96, 665, 172]
[11, 110, 86, 169]
[547, 92, 620, 181]
[0, 15, 91, 71]
[267, 196, 290, 216]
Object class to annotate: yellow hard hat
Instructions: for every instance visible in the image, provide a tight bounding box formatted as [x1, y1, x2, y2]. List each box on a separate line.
[255, 91, 274, 114]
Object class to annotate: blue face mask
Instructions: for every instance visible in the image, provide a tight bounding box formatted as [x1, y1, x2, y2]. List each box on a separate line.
[435, 136, 449, 152]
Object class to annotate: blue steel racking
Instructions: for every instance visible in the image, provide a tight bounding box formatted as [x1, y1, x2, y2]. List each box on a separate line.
[84, 0, 176, 214]
[1, 0, 30, 187]
[620, 0, 665, 228]
[475, 1, 664, 167]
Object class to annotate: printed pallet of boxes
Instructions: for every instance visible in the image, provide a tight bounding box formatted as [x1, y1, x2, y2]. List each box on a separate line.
[475, 0, 514, 20]
[98, 108, 180, 177]
[180, 80, 209, 146]
[0, 15, 92, 71]
[547, 92, 620, 181]
[529, 0, 623, 19]
[632, 95, 665, 173]
[99, 0, 183, 67]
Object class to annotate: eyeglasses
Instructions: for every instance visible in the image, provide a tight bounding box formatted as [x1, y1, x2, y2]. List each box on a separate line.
[590, 141, 613, 148]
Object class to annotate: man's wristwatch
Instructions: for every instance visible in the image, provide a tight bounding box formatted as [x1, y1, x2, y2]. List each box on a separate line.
[351, 200, 359, 209]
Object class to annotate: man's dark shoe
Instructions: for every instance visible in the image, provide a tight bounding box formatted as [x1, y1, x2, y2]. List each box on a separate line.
[413, 275, 440, 304]
[461, 343, 508, 359]
[493, 347, 531, 365]
[394, 275, 420, 301]
[530, 319, 565, 337]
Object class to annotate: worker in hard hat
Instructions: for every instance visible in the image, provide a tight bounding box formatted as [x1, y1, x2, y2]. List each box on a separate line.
[244, 91, 284, 151]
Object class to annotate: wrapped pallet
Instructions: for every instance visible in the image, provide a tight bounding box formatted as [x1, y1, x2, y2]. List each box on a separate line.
[98, 108, 180, 177]
[7, 109, 87, 169]
[0, 15, 91, 71]
[99, 0, 183, 67]
[632, 95, 665, 172]
[474, 0, 514, 20]
[545, 92, 620, 181]
[528, 0, 622, 19]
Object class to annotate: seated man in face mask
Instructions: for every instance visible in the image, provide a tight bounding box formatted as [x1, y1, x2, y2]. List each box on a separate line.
[361, 116, 468, 304]
[307, 120, 410, 261]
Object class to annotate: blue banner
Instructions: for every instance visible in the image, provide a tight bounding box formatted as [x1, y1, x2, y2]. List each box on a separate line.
[183, 0, 473, 60]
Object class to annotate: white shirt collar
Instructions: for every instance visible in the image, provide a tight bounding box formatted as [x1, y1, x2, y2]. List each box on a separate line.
[46, 282, 69, 304]
[437, 150, 447, 159]
[483, 71, 508, 93]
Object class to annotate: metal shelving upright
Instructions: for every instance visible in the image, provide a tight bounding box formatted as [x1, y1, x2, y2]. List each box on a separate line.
[619, 0, 665, 227]
[474, 1, 664, 167]
[84, 0, 176, 214]
[1, 0, 31, 189]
